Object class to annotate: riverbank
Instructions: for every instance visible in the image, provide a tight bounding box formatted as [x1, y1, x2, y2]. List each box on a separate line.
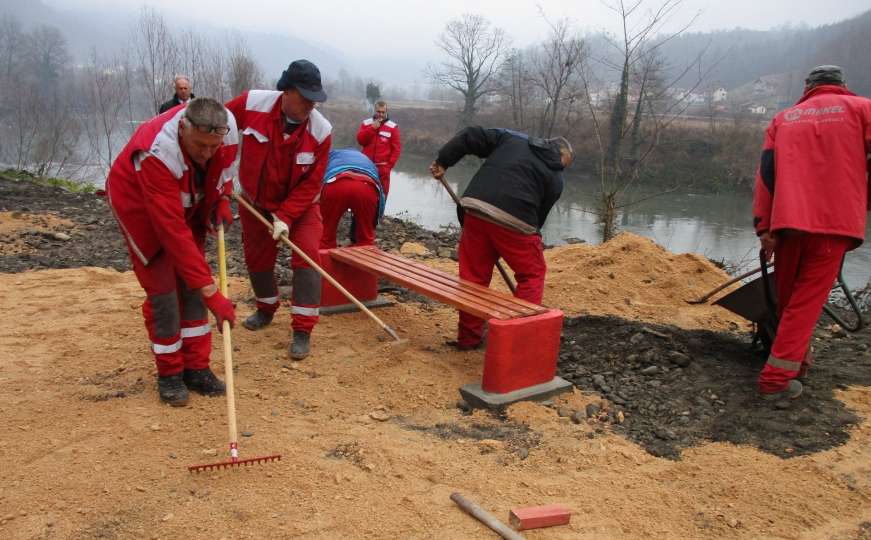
[1, 174, 870, 538]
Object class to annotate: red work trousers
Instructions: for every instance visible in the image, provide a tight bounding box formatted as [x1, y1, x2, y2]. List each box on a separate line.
[129, 241, 212, 377]
[377, 165, 392, 198]
[457, 214, 547, 347]
[320, 177, 379, 249]
[239, 203, 323, 333]
[758, 233, 852, 393]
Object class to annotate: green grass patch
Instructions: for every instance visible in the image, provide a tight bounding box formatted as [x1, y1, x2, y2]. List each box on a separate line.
[1, 168, 97, 194]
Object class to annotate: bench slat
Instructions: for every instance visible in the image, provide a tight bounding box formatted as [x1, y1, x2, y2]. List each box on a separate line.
[335, 248, 521, 319]
[353, 247, 546, 316]
[332, 247, 534, 320]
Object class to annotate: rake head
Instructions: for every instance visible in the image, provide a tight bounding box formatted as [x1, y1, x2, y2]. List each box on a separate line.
[187, 454, 282, 473]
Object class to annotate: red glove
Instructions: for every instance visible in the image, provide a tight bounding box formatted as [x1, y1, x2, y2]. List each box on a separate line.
[209, 197, 234, 233]
[202, 290, 236, 331]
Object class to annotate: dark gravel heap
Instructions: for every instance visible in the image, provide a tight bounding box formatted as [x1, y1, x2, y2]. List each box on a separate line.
[558, 314, 871, 459]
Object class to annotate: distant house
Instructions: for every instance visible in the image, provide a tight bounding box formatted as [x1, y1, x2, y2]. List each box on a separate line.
[712, 87, 727, 102]
[746, 103, 767, 115]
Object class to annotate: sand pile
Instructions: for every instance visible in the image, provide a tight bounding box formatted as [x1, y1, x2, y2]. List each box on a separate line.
[543, 233, 746, 331]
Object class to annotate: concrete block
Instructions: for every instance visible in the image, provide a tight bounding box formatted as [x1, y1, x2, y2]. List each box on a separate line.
[459, 376, 572, 410]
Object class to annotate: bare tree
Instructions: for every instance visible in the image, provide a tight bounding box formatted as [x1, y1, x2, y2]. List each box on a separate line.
[23, 25, 70, 91]
[580, 0, 709, 241]
[81, 48, 130, 168]
[0, 13, 22, 83]
[226, 35, 262, 97]
[528, 18, 586, 138]
[428, 14, 508, 126]
[133, 7, 178, 115]
[498, 48, 533, 130]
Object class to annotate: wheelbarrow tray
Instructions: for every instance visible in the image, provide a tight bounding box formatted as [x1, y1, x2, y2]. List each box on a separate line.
[713, 273, 774, 324]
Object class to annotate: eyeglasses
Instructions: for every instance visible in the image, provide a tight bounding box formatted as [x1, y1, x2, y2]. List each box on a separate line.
[185, 117, 230, 136]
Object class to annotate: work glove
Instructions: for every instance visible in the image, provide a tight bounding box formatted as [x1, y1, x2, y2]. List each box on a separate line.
[209, 197, 234, 233]
[272, 215, 289, 241]
[202, 290, 236, 331]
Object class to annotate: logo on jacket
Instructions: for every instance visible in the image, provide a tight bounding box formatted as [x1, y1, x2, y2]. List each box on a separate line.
[296, 152, 315, 165]
[784, 105, 845, 122]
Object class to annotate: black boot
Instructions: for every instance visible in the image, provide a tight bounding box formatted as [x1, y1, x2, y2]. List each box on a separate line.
[288, 331, 311, 360]
[183, 368, 226, 396]
[158, 373, 189, 407]
[243, 310, 274, 331]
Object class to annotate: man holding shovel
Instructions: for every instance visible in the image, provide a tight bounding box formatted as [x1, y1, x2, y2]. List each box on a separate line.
[225, 59, 332, 361]
[753, 65, 871, 399]
[430, 127, 572, 350]
[106, 97, 239, 406]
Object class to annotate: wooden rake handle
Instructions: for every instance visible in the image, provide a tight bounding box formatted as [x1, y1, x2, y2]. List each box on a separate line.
[233, 193, 401, 342]
[216, 223, 239, 459]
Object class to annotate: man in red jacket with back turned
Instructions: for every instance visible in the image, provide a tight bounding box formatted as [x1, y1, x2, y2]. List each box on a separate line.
[106, 97, 238, 407]
[225, 59, 332, 361]
[753, 65, 871, 400]
[357, 100, 401, 196]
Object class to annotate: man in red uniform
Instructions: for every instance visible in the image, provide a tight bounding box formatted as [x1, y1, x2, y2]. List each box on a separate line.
[225, 59, 332, 361]
[753, 65, 871, 399]
[356, 100, 401, 196]
[106, 97, 238, 406]
[320, 148, 385, 249]
[430, 128, 573, 350]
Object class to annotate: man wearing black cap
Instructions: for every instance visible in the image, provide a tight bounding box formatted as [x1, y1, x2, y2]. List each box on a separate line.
[225, 59, 332, 361]
[753, 65, 871, 400]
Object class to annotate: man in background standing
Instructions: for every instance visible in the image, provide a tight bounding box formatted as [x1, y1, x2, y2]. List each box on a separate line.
[357, 100, 401, 196]
[159, 75, 194, 114]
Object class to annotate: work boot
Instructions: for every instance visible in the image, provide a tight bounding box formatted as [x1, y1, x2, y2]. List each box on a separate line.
[158, 373, 189, 407]
[288, 331, 311, 361]
[760, 379, 803, 401]
[183, 368, 226, 396]
[243, 310, 274, 331]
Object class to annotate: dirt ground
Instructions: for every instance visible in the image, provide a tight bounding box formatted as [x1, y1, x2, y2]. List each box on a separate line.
[1, 176, 871, 539]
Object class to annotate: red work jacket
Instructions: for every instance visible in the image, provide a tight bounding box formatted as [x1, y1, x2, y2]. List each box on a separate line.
[356, 117, 401, 171]
[753, 85, 871, 246]
[226, 90, 332, 224]
[106, 106, 239, 289]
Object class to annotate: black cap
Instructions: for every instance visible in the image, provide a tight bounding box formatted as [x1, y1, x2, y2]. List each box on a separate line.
[806, 65, 845, 87]
[276, 59, 327, 102]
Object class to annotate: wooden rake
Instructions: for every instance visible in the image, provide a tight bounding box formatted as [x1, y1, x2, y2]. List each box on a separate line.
[187, 223, 281, 472]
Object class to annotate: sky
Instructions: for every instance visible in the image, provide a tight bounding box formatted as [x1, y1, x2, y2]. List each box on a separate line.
[49, 0, 871, 59]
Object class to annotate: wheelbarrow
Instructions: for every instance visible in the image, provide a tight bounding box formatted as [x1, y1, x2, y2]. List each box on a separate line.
[711, 250, 864, 351]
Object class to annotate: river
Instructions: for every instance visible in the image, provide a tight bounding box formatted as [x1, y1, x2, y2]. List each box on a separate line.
[386, 155, 871, 289]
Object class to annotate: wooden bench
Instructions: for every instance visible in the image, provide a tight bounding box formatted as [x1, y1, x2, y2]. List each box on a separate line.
[318, 246, 570, 408]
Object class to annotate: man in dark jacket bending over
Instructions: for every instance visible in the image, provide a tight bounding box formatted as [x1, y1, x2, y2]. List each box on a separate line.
[430, 127, 573, 350]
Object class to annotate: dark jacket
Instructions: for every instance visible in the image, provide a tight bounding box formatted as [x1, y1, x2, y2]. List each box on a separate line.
[435, 127, 565, 231]
[158, 93, 195, 114]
